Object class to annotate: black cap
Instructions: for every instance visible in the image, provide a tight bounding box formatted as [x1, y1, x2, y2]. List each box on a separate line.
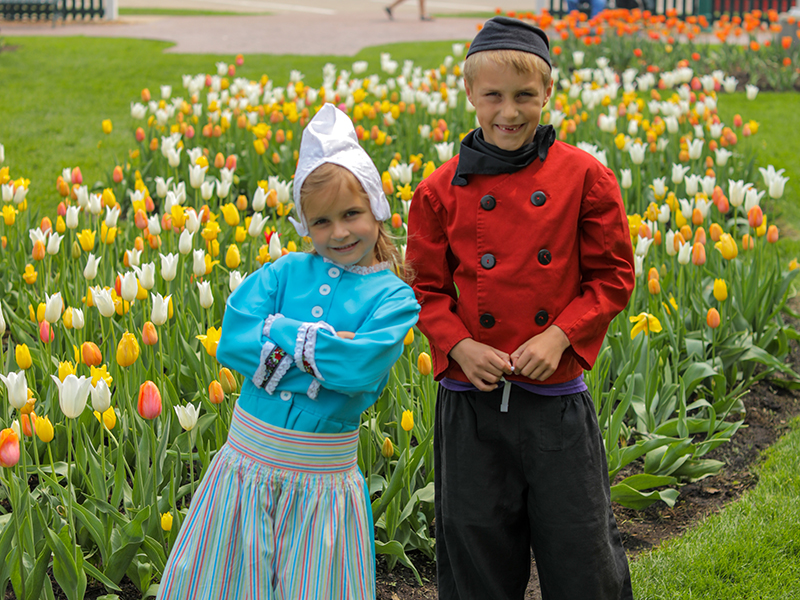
[466, 16, 551, 70]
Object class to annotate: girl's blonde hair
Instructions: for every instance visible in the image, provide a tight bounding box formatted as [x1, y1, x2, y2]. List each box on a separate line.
[463, 49, 552, 89]
[300, 163, 413, 283]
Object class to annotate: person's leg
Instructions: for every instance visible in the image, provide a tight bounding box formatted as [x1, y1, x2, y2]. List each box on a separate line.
[523, 391, 632, 600]
[435, 386, 531, 600]
[385, 0, 404, 19]
[566, 0, 580, 13]
[419, 0, 433, 20]
[589, 0, 606, 17]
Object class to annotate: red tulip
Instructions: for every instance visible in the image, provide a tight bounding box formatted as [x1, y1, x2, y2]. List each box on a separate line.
[138, 381, 162, 419]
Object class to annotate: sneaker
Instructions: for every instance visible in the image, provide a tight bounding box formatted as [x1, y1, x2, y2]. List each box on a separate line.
[385, 6, 393, 19]
[420, 13, 433, 20]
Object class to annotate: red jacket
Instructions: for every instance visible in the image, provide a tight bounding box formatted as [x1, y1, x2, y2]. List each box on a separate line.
[407, 141, 635, 385]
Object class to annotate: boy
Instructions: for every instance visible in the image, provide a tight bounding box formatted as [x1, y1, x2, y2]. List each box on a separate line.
[407, 16, 635, 600]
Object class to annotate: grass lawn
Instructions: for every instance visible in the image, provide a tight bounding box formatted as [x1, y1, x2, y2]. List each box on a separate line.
[0, 37, 457, 213]
[631, 418, 800, 599]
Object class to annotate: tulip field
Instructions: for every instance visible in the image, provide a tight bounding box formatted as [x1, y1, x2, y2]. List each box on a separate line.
[0, 8, 799, 597]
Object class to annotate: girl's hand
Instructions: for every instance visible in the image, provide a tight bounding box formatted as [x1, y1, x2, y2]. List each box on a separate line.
[510, 326, 570, 382]
[449, 338, 512, 391]
[337, 331, 355, 339]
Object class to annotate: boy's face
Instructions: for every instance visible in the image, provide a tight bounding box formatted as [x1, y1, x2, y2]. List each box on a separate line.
[465, 61, 553, 151]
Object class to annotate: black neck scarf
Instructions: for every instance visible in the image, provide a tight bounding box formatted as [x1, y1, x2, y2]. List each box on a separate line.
[451, 124, 556, 187]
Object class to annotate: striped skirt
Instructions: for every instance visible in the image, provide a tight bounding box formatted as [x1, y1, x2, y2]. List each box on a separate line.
[157, 404, 375, 600]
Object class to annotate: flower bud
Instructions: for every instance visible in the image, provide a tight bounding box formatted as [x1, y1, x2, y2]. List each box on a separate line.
[417, 352, 432, 376]
[403, 328, 414, 346]
[82, 342, 103, 367]
[381, 437, 394, 459]
[161, 512, 174, 531]
[707, 307, 721, 328]
[35, 416, 54, 443]
[142, 321, 159, 346]
[219, 368, 237, 394]
[117, 332, 140, 367]
[0, 428, 20, 467]
[713, 279, 727, 302]
[72, 240, 82, 259]
[138, 381, 162, 419]
[401, 410, 414, 432]
[209, 380, 225, 404]
[15, 344, 32, 370]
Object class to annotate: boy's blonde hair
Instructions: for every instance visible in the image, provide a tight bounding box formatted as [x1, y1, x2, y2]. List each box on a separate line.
[463, 49, 552, 89]
[300, 163, 412, 282]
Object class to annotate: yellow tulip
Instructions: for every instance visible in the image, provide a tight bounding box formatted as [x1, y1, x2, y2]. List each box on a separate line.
[196, 327, 222, 358]
[226, 244, 241, 269]
[90, 364, 113, 387]
[220, 203, 240, 227]
[116, 331, 140, 367]
[161, 512, 174, 532]
[629, 313, 662, 339]
[77, 229, 96, 252]
[102, 188, 117, 208]
[35, 416, 54, 443]
[58, 361, 76, 382]
[94, 407, 116, 429]
[15, 344, 32, 370]
[381, 437, 394, 458]
[403, 328, 415, 346]
[417, 352, 432, 376]
[713, 279, 728, 302]
[219, 367, 238, 394]
[714, 233, 738, 260]
[422, 161, 436, 179]
[171, 205, 186, 229]
[23, 264, 38, 285]
[401, 410, 414, 432]
[2, 205, 17, 226]
[101, 222, 118, 245]
[102, 119, 113, 134]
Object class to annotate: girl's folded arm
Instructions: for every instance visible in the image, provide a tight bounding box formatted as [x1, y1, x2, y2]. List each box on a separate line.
[268, 290, 420, 395]
[216, 264, 280, 382]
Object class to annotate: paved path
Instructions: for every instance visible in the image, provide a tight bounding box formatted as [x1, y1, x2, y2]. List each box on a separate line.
[0, 0, 520, 55]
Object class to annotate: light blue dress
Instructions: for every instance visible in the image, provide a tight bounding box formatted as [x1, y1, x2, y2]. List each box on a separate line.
[158, 252, 419, 600]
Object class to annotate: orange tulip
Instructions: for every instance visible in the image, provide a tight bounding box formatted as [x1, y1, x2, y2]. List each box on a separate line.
[20, 413, 36, 437]
[82, 342, 103, 367]
[142, 321, 159, 346]
[709, 222, 723, 242]
[0, 428, 20, 467]
[767, 225, 779, 244]
[647, 267, 659, 281]
[218, 368, 237, 394]
[742, 234, 755, 250]
[648, 278, 661, 295]
[693, 227, 706, 245]
[707, 307, 721, 328]
[32, 240, 46, 261]
[209, 380, 225, 404]
[692, 242, 706, 265]
[138, 381, 162, 419]
[747, 206, 763, 228]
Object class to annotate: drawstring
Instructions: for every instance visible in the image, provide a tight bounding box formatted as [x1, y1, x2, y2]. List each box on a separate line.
[500, 378, 511, 412]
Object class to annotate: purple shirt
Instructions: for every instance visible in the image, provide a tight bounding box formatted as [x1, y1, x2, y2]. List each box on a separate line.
[441, 374, 587, 397]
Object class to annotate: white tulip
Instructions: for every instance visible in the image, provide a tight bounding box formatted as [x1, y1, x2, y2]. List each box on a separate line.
[92, 286, 117, 318]
[684, 174, 700, 197]
[155, 176, 173, 199]
[701, 176, 716, 197]
[88, 193, 103, 215]
[134, 262, 156, 290]
[174, 403, 200, 431]
[745, 84, 759, 100]
[0, 371, 28, 409]
[151, 293, 171, 326]
[677, 241, 691, 265]
[201, 180, 215, 201]
[664, 115, 679, 134]
[0, 143, 4, 164]
[62, 168, 72, 184]
[679, 198, 694, 220]
[66, 205, 81, 229]
[130, 102, 147, 119]
[671, 163, 690, 185]
[687, 139, 704, 160]
[219, 167, 234, 185]
[629, 143, 646, 165]
[91, 379, 112, 413]
[147, 215, 161, 236]
[119, 271, 138, 302]
[634, 255, 644, 277]
[13, 184, 28, 205]
[620, 169, 632, 190]
[389, 163, 413, 186]
[216, 180, 231, 199]
[657, 204, 671, 224]
[75, 186, 89, 211]
[84, 254, 101, 280]
[2, 183, 14, 202]
[189, 164, 207, 189]
[728, 180, 748, 208]
[744, 187, 765, 213]
[184, 208, 201, 235]
[179, 229, 195, 255]
[46, 232, 64, 255]
[769, 175, 789, 199]
[197, 280, 214, 309]
[665, 231, 677, 257]
[573, 51, 585, 67]
[715, 147, 733, 167]
[161, 85, 172, 99]
[635, 235, 654, 257]
[269, 234, 282, 262]
[651, 177, 667, 199]
[160, 253, 179, 282]
[44, 292, 63, 323]
[50, 374, 92, 419]
[722, 76, 738, 93]
[105, 205, 121, 227]
[167, 147, 182, 168]
[72, 308, 85, 330]
[173, 181, 187, 204]
[0, 304, 5, 337]
[229, 271, 245, 292]
[126, 248, 142, 268]
[248, 213, 268, 238]
[434, 142, 454, 163]
[252, 187, 268, 212]
[193, 249, 207, 277]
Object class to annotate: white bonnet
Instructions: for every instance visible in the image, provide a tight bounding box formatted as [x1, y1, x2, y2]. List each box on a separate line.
[290, 103, 390, 237]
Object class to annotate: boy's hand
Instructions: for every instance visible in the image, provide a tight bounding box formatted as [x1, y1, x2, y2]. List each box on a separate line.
[510, 326, 571, 382]
[336, 331, 355, 339]
[449, 338, 513, 392]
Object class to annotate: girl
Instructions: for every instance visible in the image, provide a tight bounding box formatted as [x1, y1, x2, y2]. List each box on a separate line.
[158, 103, 420, 599]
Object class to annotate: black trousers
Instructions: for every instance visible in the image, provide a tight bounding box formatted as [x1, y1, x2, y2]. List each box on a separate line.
[434, 385, 634, 600]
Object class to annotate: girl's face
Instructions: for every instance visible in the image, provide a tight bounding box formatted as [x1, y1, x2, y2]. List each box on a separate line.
[304, 175, 380, 267]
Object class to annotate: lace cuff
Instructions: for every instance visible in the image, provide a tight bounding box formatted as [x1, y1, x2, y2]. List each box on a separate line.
[253, 340, 276, 388]
[254, 343, 292, 393]
[303, 322, 336, 380]
[263, 313, 284, 338]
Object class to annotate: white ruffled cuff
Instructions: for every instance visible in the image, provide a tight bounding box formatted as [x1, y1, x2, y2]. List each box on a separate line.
[253, 340, 276, 388]
[263, 313, 284, 338]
